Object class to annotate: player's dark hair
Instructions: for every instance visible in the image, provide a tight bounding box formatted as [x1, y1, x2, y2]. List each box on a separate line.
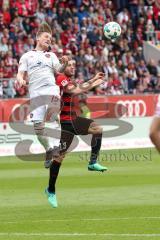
[36, 22, 52, 38]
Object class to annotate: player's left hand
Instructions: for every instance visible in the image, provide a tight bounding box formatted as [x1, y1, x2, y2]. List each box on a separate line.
[94, 72, 105, 81]
[92, 78, 104, 88]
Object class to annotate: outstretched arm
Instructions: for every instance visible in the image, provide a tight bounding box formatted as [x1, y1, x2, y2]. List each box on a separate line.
[65, 72, 105, 95]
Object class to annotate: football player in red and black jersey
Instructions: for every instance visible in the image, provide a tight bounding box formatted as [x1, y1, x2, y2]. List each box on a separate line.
[46, 59, 107, 207]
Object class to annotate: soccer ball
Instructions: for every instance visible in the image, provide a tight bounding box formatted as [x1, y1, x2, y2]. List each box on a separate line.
[103, 22, 121, 40]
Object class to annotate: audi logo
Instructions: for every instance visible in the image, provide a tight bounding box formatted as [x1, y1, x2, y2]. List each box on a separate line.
[115, 100, 147, 117]
[11, 103, 30, 122]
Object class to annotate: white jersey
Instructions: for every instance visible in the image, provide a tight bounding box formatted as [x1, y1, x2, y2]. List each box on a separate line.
[18, 50, 61, 97]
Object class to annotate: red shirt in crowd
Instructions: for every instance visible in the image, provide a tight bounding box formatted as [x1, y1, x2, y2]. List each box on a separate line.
[2, 9, 11, 25]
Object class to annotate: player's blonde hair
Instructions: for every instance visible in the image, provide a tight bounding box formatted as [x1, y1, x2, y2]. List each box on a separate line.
[36, 22, 52, 38]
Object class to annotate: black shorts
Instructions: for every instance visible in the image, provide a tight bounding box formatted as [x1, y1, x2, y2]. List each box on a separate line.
[60, 117, 94, 153]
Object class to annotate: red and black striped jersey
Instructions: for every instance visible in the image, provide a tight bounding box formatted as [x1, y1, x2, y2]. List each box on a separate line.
[56, 74, 77, 122]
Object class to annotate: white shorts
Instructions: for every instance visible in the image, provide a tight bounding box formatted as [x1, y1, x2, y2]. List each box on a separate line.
[45, 121, 61, 147]
[29, 86, 60, 122]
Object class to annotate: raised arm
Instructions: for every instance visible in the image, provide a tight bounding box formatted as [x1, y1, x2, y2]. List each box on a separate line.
[66, 72, 105, 95]
[52, 53, 69, 73]
[59, 55, 70, 73]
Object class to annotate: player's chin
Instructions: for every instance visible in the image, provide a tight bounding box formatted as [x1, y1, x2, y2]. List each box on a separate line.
[43, 43, 50, 50]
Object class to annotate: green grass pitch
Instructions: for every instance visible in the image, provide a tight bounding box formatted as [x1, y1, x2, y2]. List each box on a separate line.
[0, 148, 160, 240]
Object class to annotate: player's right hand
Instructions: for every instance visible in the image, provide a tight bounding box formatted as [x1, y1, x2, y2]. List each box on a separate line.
[94, 72, 105, 81]
[15, 78, 26, 89]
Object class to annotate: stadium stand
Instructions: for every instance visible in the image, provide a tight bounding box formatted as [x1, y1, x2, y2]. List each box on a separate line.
[1, 0, 160, 98]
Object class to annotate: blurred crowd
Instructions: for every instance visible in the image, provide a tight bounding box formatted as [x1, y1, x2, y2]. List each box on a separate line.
[1, 0, 160, 98]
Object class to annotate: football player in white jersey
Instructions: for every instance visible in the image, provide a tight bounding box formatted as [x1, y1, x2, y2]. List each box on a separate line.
[17, 22, 68, 168]
[150, 95, 160, 152]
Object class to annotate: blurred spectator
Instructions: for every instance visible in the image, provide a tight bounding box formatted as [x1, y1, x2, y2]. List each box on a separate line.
[3, 79, 16, 98]
[154, 74, 160, 93]
[2, 6, 11, 25]
[140, 70, 151, 90]
[128, 0, 139, 27]
[36, 7, 46, 21]
[133, 47, 144, 62]
[0, 37, 8, 53]
[87, 27, 100, 46]
[66, 38, 78, 54]
[77, 5, 89, 24]
[117, 8, 130, 24]
[137, 59, 148, 77]
[116, 0, 128, 11]
[0, 76, 3, 98]
[122, 50, 135, 66]
[107, 60, 118, 75]
[84, 47, 94, 63]
[74, 49, 85, 64]
[76, 72, 85, 84]
[134, 82, 145, 94]
[143, 83, 154, 93]
[145, 19, 155, 41]
[147, 59, 158, 77]
[78, 27, 87, 43]
[60, 27, 73, 46]
[156, 60, 160, 75]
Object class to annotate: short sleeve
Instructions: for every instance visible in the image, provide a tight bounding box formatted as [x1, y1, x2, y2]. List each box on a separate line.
[56, 74, 70, 88]
[18, 54, 28, 72]
[50, 52, 62, 72]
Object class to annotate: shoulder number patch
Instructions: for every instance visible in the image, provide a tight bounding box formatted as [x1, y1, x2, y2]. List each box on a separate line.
[61, 79, 68, 87]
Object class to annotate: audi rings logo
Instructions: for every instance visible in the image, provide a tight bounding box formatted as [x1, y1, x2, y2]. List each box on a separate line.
[115, 100, 147, 117]
[11, 103, 30, 122]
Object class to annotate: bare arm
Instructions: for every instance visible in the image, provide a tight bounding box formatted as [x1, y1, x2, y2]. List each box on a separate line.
[52, 55, 70, 73]
[58, 62, 68, 73]
[16, 71, 27, 87]
[16, 54, 28, 87]
[66, 74, 105, 95]
[87, 72, 105, 84]
[58, 55, 71, 73]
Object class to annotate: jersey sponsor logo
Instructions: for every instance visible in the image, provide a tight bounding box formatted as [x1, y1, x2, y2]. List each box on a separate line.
[29, 61, 42, 70]
[115, 100, 146, 117]
[45, 54, 51, 58]
[61, 79, 68, 87]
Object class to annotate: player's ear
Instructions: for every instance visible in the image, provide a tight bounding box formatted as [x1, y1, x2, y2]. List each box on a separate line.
[36, 31, 42, 42]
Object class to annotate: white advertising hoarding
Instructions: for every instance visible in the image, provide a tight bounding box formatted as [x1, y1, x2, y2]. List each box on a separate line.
[0, 117, 154, 156]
